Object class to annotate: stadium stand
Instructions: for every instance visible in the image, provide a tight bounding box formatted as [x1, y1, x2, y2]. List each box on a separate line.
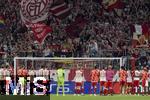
[0, 0, 149, 69]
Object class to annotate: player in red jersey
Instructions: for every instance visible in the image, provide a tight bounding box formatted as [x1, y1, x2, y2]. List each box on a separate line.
[133, 67, 141, 95]
[4, 65, 11, 95]
[99, 67, 107, 95]
[74, 64, 84, 96]
[90, 66, 100, 96]
[126, 70, 133, 95]
[141, 67, 148, 95]
[119, 66, 127, 95]
[22, 66, 28, 77]
[105, 65, 115, 96]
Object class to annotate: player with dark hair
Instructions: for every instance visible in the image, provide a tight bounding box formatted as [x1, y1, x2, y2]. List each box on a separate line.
[133, 67, 141, 95]
[56, 63, 65, 96]
[0, 65, 5, 95]
[141, 67, 148, 95]
[74, 64, 84, 96]
[126, 69, 133, 95]
[99, 67, 107, 95]
[90, 65, 100, 96]
[105, 65, 115, 96]
[119, 66, 127, 95]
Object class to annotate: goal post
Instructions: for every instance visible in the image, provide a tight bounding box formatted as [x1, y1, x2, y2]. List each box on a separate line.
[13, 57, 123, 95]
[14, 57, 123, 77]
[14, 57, 123, 70]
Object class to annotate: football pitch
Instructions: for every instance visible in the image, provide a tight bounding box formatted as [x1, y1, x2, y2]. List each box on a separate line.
[0, 95, 150, 100]
[50, 95, 150, 100]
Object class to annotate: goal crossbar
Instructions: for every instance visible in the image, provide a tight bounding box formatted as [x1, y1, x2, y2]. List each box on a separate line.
[14, 57, 123, 74]
[14, 57, 122, 60]
[13, 57, 123, 90]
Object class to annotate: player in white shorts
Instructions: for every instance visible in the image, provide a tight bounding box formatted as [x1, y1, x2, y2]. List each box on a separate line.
[99, 67, 106, 95]
[74, 64, 84, 96]
[133, 68, 141, 95]
[126, 70, 133, 95]
[5, 67, 11, 95]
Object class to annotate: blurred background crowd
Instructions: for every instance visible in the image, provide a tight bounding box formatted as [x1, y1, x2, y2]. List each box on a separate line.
[0, 0, 149, 69]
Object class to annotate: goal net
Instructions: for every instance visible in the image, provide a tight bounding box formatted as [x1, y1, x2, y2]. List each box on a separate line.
[14, 57, 123, 72]
[13, 57, 123, 95]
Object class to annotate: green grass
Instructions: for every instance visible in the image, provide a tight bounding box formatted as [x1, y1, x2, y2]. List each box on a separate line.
[50, 95, 150, 100]
[0, 95, 150, 100]
[0, 95, 49, 100]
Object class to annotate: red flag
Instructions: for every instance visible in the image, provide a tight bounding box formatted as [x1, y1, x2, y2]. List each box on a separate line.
[31, 23, 52, 44]
[142, 22, 150, 39]
[131, 23, 149, 48]
[106, 0, 124, 11]
[50, 2, 70, 20]
[65, 16, 87, 38]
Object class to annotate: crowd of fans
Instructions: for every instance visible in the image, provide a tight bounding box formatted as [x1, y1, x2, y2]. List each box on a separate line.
[0, 0, 149, 68]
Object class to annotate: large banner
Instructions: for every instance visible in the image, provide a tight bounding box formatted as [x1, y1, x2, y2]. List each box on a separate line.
[30, 23, 52, 44]
[20, 0, 52, 23]
[20, 0, 53, 44]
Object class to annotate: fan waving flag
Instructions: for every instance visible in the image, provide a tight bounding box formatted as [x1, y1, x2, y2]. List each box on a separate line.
[0, 16, 5, 29]
[30, 23, 52, 44]
[24, 21, 53, 44]
[131, 23, 150, 48]
[20, 0, 53, 44]
[20, 0, 52, 23]
[50, 2, 70, 20]
[103, 0, 124, 11]
[65, 16, 87, 38]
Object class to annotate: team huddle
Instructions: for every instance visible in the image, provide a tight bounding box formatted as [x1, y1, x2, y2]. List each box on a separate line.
[56, 65, 150, 96]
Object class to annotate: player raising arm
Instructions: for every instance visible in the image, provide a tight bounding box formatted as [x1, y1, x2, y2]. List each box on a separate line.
[56, 63, 65, 96]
